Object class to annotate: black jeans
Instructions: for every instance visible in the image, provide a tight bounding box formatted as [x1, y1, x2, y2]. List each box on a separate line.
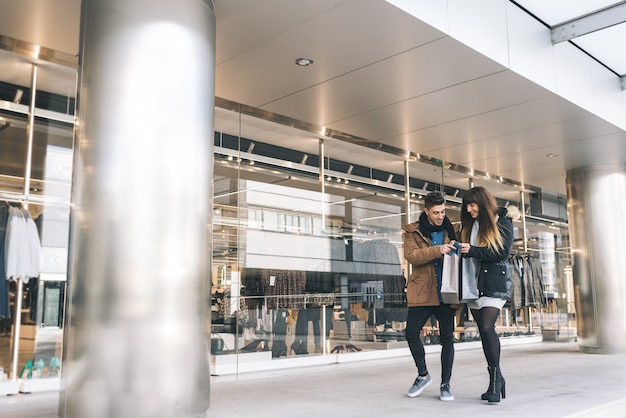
[405, 305, 456, 384]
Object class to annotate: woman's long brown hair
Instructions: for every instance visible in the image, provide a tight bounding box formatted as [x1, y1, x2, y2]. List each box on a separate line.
[460, 186, 504, 251]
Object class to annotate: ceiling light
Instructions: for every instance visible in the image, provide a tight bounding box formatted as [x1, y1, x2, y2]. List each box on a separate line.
[546, 153, 559, 158]
[347, 165, 354, 174]
[300, 154, 308, 164]
[387, 174, 393, 183]
[247, 142, 255, 153]
[295, 57, 314, 66]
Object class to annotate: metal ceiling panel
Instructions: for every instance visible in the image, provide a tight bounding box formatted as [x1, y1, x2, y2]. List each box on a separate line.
[0, 0, 80, 56]
[215, 0, 347, 63]
[1, 0, 625, 200]
[215, 0, 445, 107]
[211, 0, 626, 196]
[324, 71, 548, 144]
[264, 36, 506, 127]
[391, 96, 591, 156]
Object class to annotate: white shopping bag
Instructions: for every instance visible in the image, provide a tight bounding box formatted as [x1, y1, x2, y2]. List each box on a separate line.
[441, 253, 461, 304]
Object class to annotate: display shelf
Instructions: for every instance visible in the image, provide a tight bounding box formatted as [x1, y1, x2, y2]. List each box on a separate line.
[210, 350, 272, 375]
[18, 377, 60, 393]
[0, 380, 19, 396]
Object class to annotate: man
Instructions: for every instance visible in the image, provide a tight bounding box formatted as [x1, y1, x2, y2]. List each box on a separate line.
[403, 191, 458, 401]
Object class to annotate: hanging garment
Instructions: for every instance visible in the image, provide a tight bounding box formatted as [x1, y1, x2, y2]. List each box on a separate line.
[526, 257, 546, 308]
[261, 269, 306, 309]
[304, 271, 335, 293]
[240, 268, 264, 310]
[509, 255, 524, 310]
[5, 205, 41, 283]
[353, 239, 405, 305]
[255, 301, 273, 335]
[353, 239, 403, 276]
[383, 275, 406, 307]
[0, 202, 10, 318]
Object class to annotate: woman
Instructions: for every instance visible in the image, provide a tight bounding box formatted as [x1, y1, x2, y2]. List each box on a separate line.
[457, 186, 513, 404]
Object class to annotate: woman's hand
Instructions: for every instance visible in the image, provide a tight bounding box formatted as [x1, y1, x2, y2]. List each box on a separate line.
[459, 243, 471, 254]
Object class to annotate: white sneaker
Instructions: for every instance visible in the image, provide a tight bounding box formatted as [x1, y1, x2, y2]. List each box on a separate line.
[440, 383, 454, 401]
[407, 374, 432, 398]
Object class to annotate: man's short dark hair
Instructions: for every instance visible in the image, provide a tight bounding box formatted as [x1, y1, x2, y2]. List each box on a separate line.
[424, 191, 445, 209]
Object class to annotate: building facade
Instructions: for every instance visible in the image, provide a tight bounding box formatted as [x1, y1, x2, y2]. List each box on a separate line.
[1, 0, 625, 415]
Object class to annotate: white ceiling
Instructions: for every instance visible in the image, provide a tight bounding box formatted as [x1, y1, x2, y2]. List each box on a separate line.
[2, 0, 626, 200]
[515, 0, 626, 76]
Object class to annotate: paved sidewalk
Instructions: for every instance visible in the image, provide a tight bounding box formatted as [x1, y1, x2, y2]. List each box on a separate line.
[2, 341, 626, 417]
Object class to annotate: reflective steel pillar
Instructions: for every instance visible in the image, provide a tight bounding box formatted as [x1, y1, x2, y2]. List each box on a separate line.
[60, 0, 215, 416]
[566, 165, 626, 354]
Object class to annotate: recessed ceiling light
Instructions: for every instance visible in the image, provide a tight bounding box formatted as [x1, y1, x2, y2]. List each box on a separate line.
[295, 57, 314, 66]
[546, 153, 559, 158]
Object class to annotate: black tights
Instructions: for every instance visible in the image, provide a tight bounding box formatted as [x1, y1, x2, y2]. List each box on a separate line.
[471, 307, 501, 367]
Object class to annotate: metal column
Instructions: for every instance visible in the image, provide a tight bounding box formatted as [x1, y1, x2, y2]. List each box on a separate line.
[566, 165, 626, 354]
[60, 0, 215, 416]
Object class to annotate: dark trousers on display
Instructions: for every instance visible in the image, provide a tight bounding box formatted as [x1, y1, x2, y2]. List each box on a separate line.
[294, 307, 332, 345]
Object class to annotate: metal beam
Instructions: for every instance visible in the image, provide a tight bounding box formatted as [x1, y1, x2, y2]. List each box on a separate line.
[621, 75, 626, 90]
[551, 1, 626, 43]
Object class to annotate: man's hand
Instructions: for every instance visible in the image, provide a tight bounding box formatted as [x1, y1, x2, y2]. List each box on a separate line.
[439, 243, 456, 255]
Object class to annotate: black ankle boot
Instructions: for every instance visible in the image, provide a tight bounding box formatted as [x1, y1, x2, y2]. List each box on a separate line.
[483, 366, 505, 404]
[481, 367, 506, 400]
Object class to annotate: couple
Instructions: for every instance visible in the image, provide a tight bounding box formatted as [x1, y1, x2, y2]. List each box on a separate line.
[403, 188, 514, 404]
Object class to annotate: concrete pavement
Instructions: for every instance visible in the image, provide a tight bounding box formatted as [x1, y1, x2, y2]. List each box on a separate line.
[2, 341, 626, 417]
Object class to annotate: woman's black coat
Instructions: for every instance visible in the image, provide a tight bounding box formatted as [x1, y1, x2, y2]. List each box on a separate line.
[466, 207, 514, 300]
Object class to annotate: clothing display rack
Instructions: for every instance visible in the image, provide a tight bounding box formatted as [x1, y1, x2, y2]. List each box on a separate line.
[0, 198, 43, 396]
[509, 252, 547, 333]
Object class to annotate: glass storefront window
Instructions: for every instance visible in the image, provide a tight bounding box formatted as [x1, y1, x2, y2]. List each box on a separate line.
[208, 105, 575, 376]
[1, 45, 576, 378]
[0, 49, 74, 379]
